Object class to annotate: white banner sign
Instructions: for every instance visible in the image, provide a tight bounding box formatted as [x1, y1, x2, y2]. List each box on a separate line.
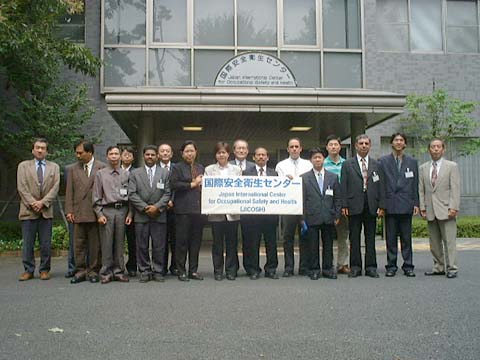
[201, 176, 303, 215]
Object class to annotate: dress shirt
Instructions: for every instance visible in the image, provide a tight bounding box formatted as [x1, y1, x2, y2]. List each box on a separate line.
[356, 154, 369, 170]
[235, 159, 247, 171]
[275, 157, 312, 177]
[84, 157, 94, 177]
[160, 161, 171, 171]
[255, 164, 266, 176]
[93, 166, 130, 216]
[36, 159, 46, 177]
[429, 158, 443, 179]
[324, 156, 345, 180]
[145, 164, 157, 187]
[122, 164, 132, 173]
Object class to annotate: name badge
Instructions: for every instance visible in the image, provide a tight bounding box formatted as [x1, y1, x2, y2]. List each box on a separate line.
[156, 181, 165, 190]
[325, 188, 334, 196]
[372, 172, 380, 183]
[405, 171, 414, 178]
[119, 188, 128, 196]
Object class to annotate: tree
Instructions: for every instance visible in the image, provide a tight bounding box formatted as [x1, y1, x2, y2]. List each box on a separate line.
[400, 89, 479, 158]
[0, 0, 101, 169]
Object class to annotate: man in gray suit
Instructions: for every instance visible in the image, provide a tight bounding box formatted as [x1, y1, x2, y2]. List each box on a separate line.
[17, 138, 60, 281]
[419, 139, 460, 278]
[230, 139, 255, 172]
[128, 145, 171, 283]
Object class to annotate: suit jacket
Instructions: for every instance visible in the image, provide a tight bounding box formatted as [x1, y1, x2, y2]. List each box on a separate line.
[128, 166, 171, 223]
[204, 163, 242, 222]
[419, 159, 460, 221]
[17, 159, 60, 220]
[340, 156, 385, 216]
[230, 159, 255, 172]
[241, 166, 278, 225]
[378, 154, 419, 215]
[65, 159, 106, 223]
[170, 161, 204, 215]
[301, 169, 341, 226]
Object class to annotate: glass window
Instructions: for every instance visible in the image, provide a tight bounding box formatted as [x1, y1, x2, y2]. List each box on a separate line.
[104, 48, 146, 87]
[104, 0, 146, 45]
[323, 53, 362, 88]
[411, 0, 443, 51]
[238, 0, 277, 47]
[152, 0, 187, 43]
[283, 0, 316, 46]
[57, 8, 85, 43]
[280, 52, 320, 87]
[376, 0, 409, 51]
[323, 0, 361, 49]
[447, 0, 479, 53]
[194, 0, 234, 45]
[149, 49, 191, 86]
[194, 50, 234, 86]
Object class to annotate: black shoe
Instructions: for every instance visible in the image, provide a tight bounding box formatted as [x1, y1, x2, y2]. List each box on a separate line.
[226, 274, 236, 281]
[188, 272, 204, 280]
[309, 273, 319, 280]
[446, 271, 457, 279]
[127, 270, 137, 277]
[89, 275, 100, 283]
[249, 273, 259, 280]
[348, 270, 361, 278]
[214, 274, 223, 281]
[365, 270, 380, 278]
[152, 273, 165, 282]
[282, 271, 293, 278]
[424, 271, 446, 276]
[64, 271, 75, 278]
[177, 273, 189, 282]
[404, 270, 415, 277]
[265, 272, 279, 279]
[322, 272, 337, 279]
[170, 269, 180, 276]
[298, 270, 308, 276]
[70, 276, 86, 284]
[385, 270, 396, 277]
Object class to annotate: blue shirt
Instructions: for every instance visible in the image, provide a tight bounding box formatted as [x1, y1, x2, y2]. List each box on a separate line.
[324, 156, 345, 182]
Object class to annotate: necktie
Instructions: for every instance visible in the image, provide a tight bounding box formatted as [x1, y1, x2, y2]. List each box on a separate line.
[148, 167, 153, 187]
[293, 160, 298, 176]
[259, 167, 264, 176]
[318, 172, 323, 195]
[361, 158, 368, 191]
[238, 162, 243, 171]
[84, 164, 89, 177]
[165, 165, 169, 172]
[37, 161, 44, 188]
[431, 162, 437, 187]
[396, 157, 401, 173]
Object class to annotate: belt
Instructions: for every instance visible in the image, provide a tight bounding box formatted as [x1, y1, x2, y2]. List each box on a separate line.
[104, 202, 128, 209]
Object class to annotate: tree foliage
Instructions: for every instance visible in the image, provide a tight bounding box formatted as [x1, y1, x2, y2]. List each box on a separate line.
[0, 0, 101, 169]
[400, 89, 479, 158]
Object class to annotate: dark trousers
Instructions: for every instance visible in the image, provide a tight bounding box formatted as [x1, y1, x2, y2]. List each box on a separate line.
[175, 214, 204, 275]
[211, 221, 239, 276]
[99, 207, 127, 276]
[125, 222, 137, 272]
[385, 214, 414, 272]
[67, 222, 75, 273]
[135, 221, 167, 275]
[21, 218, 52, 273]
[306, 224, 335, 275]
[282, 215, 308, 273]
[74, 222, 101, 277]
[163, 209, 177, 274]
[349, 197, 378, 272]
[242, 220, 278, 275]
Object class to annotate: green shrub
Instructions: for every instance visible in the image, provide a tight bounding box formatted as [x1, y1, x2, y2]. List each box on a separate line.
[0, 222, 69, 252]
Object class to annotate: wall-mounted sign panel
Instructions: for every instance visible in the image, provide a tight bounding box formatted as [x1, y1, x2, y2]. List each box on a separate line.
[214, 52, 297, 87]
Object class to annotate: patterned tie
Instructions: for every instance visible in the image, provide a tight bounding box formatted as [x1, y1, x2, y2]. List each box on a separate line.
[37, 161, 44, 188]
[165, 164, 169, 172]
[238, 161, 243, 171]
[84, 164, 89, 177]
[361, 158, 368, 191]
[259, 167, 264, 176]
[148, 167, 153, 187]
[318, 172, 323, 195]
[431, 161, 438, 187]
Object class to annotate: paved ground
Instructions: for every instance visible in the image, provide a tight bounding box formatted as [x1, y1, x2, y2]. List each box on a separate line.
[1, 239, 479, 360]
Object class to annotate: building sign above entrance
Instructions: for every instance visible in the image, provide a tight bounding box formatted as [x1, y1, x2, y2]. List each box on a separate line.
[214, 52, 297, 87]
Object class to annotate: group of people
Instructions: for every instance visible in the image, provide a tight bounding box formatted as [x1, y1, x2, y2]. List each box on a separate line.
[16, 132, 460, 283]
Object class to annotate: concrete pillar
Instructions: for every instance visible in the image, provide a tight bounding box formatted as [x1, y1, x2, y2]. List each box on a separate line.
[350, 114, 367, 157]
[136, 114, 155, 166]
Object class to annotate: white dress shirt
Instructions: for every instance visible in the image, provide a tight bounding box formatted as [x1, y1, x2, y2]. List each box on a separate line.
[275, 157, 312, 177]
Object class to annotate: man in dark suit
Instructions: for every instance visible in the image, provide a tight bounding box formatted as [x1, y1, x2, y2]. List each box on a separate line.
[129, 145, 171, 283]
[340, 134, 385, 278]
[301, 148, 341, 280]
[17, 138, 60, 281]
[378, 133, 419, 277]
[65, 140, 105, 284]
[241, 147, 279, 279]
[121, 146, 137, 277]
[230, 139, 255, 172]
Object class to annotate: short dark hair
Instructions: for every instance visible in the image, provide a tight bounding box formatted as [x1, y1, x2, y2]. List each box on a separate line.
[254, 147, 269, 156]
[355, 134, 370, 144]
[106, 145, 120, 156]
[287, 137, 302, 147]
[325, 134, 341, 146]
[308, 147, 327, 159]
[429, 138, 446, 149]
[213, 142, 230, 156]
[390, 132, 408, 145]
[32, 138, 48, 150]
[74, 139, 94, 154]
[121, 146, 135, 156]
[180, 140, 197, 152]
[143, 145, 157, 154]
